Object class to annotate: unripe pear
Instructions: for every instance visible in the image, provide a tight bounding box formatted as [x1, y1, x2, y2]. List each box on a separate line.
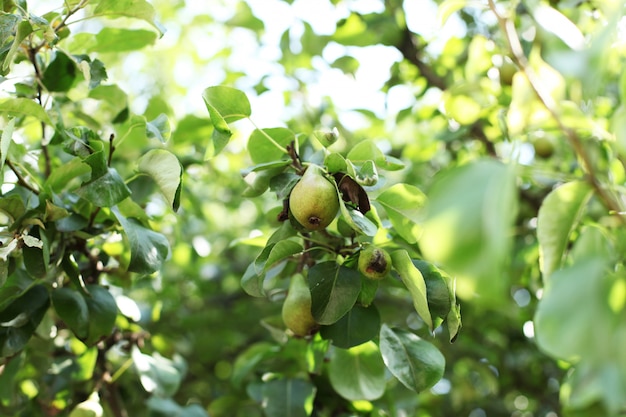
[358, 246, 391, 280]
[289, 165, 339, 231]
[282, 273, 318, 336]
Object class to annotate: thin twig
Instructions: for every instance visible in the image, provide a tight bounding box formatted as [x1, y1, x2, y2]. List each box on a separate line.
[487, 0, 624, 219]
[7, 159, 39, 194]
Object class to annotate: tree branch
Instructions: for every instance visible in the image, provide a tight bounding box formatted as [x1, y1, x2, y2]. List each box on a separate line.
[396, 28, 497, 156]
[7, 159, 39, 194]
[487, 0, 625, 220]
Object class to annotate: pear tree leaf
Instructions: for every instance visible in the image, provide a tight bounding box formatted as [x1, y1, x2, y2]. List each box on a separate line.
[51, 287, 90, 339]
[328, 341, 385, 401]
[113, 209, 171, 274]
[320, 304, 380, 349]
[83, 285, 118, 346]
[309, 261, 361, 325]
[0, 98, 52, 125]
[379, 324, 446, 392]
[261, 378, 316, 417]
[537, 181, 593, 280]
[247, 128, 294, 164]
[376, 183, 426, 244]
[391, 250, 433, 332]
[76, 168, 131, 207]
[138, 149, 182, 211]
[93, 0, 165, 35]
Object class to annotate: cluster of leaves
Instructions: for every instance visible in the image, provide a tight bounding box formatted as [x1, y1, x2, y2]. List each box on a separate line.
[0, 1, 202, 416]
[202, 85, 461, 414]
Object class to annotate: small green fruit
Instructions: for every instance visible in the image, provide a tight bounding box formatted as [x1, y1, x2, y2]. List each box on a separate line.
[289, 165, 339, 231]
[533, 136, 555, 159]
[282, 273, 318, 336]
[358, 246, 391, 280]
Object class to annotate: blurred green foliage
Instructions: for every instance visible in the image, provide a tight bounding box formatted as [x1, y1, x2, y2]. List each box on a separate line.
[1, 0, 626, 416]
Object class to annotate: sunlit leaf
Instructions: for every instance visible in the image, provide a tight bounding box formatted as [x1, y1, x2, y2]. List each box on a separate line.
[138, 149, 182, 211]
[261, 378, 316, 417]
[537, 181, 592, 280]
[391, 250, 433, 332]
[0, 98, 52, 125]
[93, 0, 165, 35]
[376, 184, 426, 244]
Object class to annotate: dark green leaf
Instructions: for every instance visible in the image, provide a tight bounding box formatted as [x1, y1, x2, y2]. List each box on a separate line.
[42, 51, 77, 92]
[51, 287, 89, 339]
[113, 209, 171, 274]
[379, 324, 445, 392]
[308, 261, 361, 325]
[76, 168, 132, 207]
[0, 285, 49, 358]
[83, 285, 118, 345]
[320, 304, 380, 349]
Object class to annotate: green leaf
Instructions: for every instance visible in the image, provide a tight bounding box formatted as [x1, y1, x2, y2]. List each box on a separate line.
[320, 304, 380, 349]
[376, 183, 426, 244]
[132, 346, 182, 397]
[0, 117, 15, 172]
[240, 262, 265, 298]
[379, 324, 446, 392]
[138, 149, 182, 211]
[328, 341, 385, 401]
[261, 378, 316, 417]
[92, 28, 157, 52]
[44, 157, 90, 192]
[146, 113, 171, 143]
[247, 128, 294, 164]
[534, 257, 611, 361]
[93, 0, 165, 35]
[42, 51, 77, 92]
[113, 209, 170, 274]
[51, 287, 89, 339]
[83, 285, 118, 346]
[537, 181, 593, 280]
[308, 261, 361, 325]
[413, 260, 453, 320]
[437, 0, 486, 27]
[73, 347, 98, 381]
[346, 139, 384, 165]
[0, 194, 25, 224]
[2, 19, 31, 74]
[22, 228, 49, 279]
[0, 285, 49, 358]
[256, 240, 303, 273]
[391, 250, 433, 332]
[420, 160, 518, 303]
[76, 168, 132, 207]
[202, 86, 251, 123]
[0, 98, 52, 125]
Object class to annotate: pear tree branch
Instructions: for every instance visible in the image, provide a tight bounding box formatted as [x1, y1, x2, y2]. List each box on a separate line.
[487, 0, 624, 220]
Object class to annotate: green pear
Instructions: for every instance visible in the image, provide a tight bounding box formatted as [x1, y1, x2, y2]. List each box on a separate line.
[282, 273, 318, 337]
[289, 165, 339, 231]
[358, 246, 391, 280]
